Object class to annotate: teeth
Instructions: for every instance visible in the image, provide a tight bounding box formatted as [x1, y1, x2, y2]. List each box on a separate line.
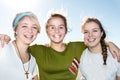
[88, 38, 95, 42]
[54, 34, 60, 38]
[24, 35, 33, 38]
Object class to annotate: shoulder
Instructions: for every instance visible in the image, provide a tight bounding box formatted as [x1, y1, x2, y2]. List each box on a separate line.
[107, 48, 120, 64]
[66, 41, 85, 47]
[0, 43, 13, 56]
[0, 43, 12, 50]
[81, 49, 88, 57]
[28, 44, 50, 55]
[29, 44, 43, 48]
[28, 44, 45, 51]
[67, 41, 86, 50]
[68, 41, 84, 45]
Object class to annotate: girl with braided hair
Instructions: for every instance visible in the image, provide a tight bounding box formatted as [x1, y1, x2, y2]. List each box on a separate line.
[77, 17, 120, 80]
[0, 13, 120, 80]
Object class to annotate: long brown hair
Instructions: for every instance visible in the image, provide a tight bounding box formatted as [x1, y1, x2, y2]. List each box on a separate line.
[82, 17, 107, 65]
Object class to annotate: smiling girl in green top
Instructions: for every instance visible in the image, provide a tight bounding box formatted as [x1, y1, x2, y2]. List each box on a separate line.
[0, 13, 120, 80]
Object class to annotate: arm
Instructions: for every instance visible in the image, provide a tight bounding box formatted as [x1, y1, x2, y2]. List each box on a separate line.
[0, 34, 11, 47]
[106, 41, 120, 62]
[117, 76, 120, 80]
[32, 75, 39, 80]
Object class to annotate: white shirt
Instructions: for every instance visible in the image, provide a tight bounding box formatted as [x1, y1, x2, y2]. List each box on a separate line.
[0, 43, 38, 80]
[77, 48, 120, 80]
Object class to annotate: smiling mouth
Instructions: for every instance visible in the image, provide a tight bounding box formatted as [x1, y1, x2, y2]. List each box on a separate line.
[24, 35, 33, 39]
[88, 38, 95, 43]
[53, 34, 61, 39]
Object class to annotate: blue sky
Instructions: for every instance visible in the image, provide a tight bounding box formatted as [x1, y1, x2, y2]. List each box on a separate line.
[0, 0, 120, 47]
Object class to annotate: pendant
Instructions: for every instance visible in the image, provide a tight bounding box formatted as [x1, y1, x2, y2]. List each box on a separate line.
[25, 71, 29, 79]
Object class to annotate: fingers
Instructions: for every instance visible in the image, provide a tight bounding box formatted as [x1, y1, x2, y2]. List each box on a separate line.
[112, 50, 120, 62]
[0, 34, 7, 48]
[111, 51, 117, 58]
[0, 34, 4, 48]
[118, 50, 120, 62]
[115, 50, 120, 62]
[4, 35, 11, 44]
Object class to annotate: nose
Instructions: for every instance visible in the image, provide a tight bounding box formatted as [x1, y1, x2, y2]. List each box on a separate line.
[88, 32, 93, 37]
[55, 28, 59, 33]
[28, 28, 33, 33]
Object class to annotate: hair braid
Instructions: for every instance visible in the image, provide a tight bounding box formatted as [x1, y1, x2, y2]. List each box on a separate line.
[101, 40, 107, 65]
[82, 17, 108, 65]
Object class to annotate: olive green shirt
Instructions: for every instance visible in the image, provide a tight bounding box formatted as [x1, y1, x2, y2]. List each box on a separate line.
[28, 42, 86, 80]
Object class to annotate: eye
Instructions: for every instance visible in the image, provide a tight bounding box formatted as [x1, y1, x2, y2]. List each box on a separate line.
[22, 25, 27, 28]
[93, 29, 98, 32]
[49, 26, 55, 30]
[32, 26, 37, 30]
[59, 24, 65, 30]
[59, 26, 64, 29]
[83, 31, 88, 34]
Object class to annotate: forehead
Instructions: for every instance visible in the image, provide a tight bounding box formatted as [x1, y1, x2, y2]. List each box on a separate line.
[85, 22, 99, 29]
[48, 17, 64, 23]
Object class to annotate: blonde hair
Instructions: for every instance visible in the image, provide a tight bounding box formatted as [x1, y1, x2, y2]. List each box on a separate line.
[12, 12, 40, 33]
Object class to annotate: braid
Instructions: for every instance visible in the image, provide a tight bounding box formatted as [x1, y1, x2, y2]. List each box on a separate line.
[101, 40, 107, 65]
[82, 17, 108, 65]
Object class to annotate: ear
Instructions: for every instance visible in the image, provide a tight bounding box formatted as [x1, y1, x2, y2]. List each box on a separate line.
[13, 27, 18, 37]
[46, 27, 49, 34]
[13, 26, 16, 31]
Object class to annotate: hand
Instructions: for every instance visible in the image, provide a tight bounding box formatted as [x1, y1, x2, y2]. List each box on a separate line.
[32, 75, 39, 80]
[0, 34, 11, 48]
[108, 42, 120, 62]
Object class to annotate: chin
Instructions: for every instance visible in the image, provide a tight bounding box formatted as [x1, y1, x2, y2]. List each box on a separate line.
[25, 41, 32, 45]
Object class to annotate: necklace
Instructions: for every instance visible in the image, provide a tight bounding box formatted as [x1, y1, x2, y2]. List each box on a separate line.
[14, 41, 31, 79]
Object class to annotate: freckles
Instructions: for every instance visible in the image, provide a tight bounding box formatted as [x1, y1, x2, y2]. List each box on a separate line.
[84, 35, 88, 39]
[84, 37, 88, 42]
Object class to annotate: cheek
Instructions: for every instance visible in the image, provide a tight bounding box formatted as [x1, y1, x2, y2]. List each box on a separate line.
[47, 31, 52, 35]
[96, 33, 102, 40]
[84, 37, 88, 44]
[61, 31, 66, 36]
[17, 30, 23, 35]
[34, 32, 38, 36]
[84, 35, 88, 40]
[46, 31, 53, 38]
[46, 28, 52, 34]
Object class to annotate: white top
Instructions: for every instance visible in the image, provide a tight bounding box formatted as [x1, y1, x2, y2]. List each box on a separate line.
[0, 43, 38, 80]
[77, 48, 120, 80]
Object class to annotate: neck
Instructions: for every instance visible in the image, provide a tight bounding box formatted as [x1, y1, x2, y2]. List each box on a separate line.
[50, 42, 66, 52]
[88, 44, 102, 53]
[13, 40, 28, 54]
[13, 40, 30, 63]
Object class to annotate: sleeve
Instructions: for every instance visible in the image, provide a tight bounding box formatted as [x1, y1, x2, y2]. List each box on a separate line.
[28, 45, 35, 53]
[28, 44, 40, 56]
[71, 41, 86, 59]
